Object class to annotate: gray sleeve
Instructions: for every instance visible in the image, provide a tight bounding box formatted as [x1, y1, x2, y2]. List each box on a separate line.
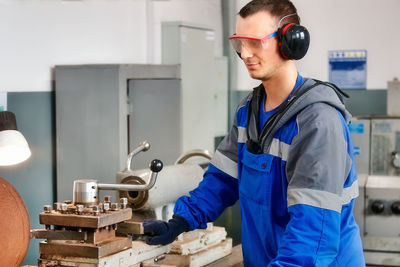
[210, 95, 250, 179]
[210, 122, 239, 179]
[285, 103, 352, 213]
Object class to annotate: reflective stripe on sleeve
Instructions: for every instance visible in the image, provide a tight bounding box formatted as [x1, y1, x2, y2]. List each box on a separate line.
[341, 180, 359, 205]
[269, 138, 290, 161]
[237, 126, 247, 143]
[287, 180, 360, 213]
[287, 188, 343, 213]
[210, 150, 238, 179]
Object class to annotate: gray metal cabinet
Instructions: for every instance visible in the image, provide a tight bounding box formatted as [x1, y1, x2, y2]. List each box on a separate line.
[55, 64, 181, 201]
[162, 22, 220, 155]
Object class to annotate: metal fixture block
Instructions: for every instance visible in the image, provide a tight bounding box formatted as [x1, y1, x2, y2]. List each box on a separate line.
[39, 237, 132, 258]
[39, 208, 132, 228]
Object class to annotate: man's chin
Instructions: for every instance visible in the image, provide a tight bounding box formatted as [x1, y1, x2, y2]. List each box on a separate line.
[248, 71, 264, 80]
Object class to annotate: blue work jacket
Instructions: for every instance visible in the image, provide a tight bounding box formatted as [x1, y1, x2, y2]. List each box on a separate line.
[174, 78, 365, 266]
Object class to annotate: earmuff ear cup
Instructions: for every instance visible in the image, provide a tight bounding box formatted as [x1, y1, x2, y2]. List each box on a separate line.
[277, 23, 310, 60]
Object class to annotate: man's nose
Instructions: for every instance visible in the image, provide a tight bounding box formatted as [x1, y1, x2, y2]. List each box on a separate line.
[240, 45, 253, 59]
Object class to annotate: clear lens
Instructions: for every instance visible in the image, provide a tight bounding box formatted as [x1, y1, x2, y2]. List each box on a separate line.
[229, 38, 266, 53]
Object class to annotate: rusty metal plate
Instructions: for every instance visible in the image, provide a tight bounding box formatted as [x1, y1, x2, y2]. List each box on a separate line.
[39, 237, 132, 258]
[39, 208, 132, 228]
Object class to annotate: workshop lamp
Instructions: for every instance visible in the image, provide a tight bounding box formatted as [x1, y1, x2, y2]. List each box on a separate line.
[0, 111, 31, 166]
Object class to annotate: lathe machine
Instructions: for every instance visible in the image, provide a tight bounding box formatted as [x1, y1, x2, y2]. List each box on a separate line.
[30, 141, 238, 267]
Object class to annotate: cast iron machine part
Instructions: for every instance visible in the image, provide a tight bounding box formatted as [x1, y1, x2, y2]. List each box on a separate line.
[73, 141, 163, 206]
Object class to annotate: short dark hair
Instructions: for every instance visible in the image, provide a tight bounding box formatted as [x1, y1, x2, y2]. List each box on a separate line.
[238, 0, 300, 25]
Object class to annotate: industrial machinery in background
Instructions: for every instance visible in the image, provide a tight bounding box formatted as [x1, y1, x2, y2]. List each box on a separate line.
[31, 141, 238, 267]
[55, 22, 228, 203]
[351, 78, 400, 266]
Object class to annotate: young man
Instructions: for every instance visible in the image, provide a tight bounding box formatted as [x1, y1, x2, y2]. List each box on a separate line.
[142, 0, 365, 266]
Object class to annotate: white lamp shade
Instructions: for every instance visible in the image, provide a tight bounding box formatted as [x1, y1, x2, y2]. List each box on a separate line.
[0, 130, 31, 166]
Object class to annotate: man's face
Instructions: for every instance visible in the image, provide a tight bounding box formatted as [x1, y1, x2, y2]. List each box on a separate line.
[235, 11, 284, 81]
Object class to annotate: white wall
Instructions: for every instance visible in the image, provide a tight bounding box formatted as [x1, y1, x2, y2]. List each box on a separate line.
[0, 0, 222, 92]
[235, 0, 400, 90]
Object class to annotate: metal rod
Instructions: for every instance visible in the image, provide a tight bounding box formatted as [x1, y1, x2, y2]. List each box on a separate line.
[126, 140, 150, 171]
[98, 172, 158, 191]
[174, 149, 213, 165]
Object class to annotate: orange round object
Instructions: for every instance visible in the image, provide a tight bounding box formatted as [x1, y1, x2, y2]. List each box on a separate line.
[0, 177, 30, 266]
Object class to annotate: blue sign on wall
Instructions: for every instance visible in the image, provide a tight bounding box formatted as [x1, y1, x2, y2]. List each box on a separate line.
[329, 50, 367, 89]
[348, 123, 364, 134]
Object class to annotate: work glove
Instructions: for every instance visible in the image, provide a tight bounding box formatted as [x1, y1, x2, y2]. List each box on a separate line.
[142, 214, 190, 245]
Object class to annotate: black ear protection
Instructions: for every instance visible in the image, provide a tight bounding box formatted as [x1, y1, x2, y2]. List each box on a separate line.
[235, 22, 310, 60]
[277, 23, 310, 60]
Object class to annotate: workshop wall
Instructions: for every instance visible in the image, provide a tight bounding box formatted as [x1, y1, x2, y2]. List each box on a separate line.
[0, 0, 222, 93]
[235, 0, 400, 91]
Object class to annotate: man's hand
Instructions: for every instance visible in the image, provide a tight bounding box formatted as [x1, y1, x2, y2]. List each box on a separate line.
[142, 214, 190, 245]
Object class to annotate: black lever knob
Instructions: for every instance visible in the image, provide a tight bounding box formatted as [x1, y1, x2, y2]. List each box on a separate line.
[150, 159, 163, 173]
[391, 202, 400, 215]
[371, 201, 385, 214]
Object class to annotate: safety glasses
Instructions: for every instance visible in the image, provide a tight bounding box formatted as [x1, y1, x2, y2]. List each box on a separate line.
[229, 31, 277, 53]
